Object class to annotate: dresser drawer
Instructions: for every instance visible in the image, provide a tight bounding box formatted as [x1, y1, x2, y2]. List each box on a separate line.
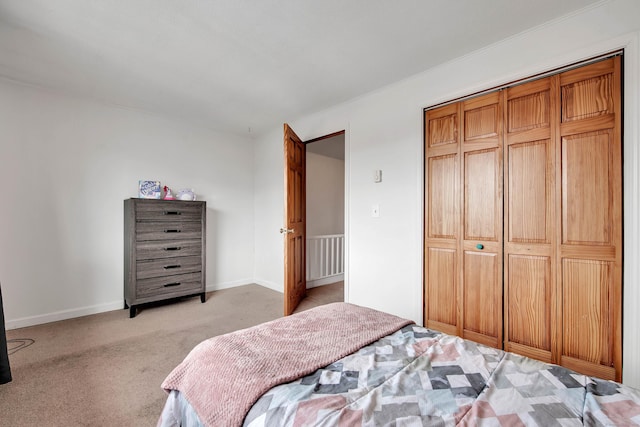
[135, 240, 202, 260]
[136, 221, 202, 241]
[136, 256, 202, 279]
[136, 272, 202, 298]
[135, 201, 203, 221]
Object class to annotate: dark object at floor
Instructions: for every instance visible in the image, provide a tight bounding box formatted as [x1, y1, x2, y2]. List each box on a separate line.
[0, 284, 12, 384]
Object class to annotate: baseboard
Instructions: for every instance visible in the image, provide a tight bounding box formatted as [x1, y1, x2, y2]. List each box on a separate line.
[307, 274, 344, 289]
[206, 278, 255, 292]
[6, 300, 124, 330]
[252, 279, 283, 293]
[6, 280, 275, 330]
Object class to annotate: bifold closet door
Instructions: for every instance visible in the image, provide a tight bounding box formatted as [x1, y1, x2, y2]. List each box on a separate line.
[460, 92, 503, 348]
[425, 56, 622, 381]
[556, 57, 622, 381]
[424, 103, 460, 337]
[503, 76, 558, 363]
[425, 92, 503, 348]
[500, 57, 621, 379]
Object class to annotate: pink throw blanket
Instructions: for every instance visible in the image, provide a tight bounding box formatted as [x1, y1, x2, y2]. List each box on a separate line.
[161, 302, 413, 426]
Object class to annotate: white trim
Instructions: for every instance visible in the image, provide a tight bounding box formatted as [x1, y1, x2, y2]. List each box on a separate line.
[343, 123, 351, 304]
[253, 279, 283, 293]
[307, 274, 344, 289]
[6, 300, 123, 330]
[206, 278, 255, 292]
[4, 279, 264, 329]
[5, 279, 263, 330]
[621, 31, 640, 388]
[417, 102, 426, 326]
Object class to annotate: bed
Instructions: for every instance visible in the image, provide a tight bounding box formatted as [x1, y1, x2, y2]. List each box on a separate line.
[157, 303, 640, 426]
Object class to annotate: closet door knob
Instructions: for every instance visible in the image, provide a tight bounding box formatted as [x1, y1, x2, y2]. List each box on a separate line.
[476, 244, 484, 250]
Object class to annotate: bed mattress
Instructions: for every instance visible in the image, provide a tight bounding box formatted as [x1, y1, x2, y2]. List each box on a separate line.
[158, 305, 640, 426]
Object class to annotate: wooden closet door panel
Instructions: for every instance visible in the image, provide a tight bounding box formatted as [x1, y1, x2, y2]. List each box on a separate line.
[426, 248, 457, 334]
[561, 59, 615, 123]
[503, 77, 556, 362]
[463, 250, 500, 346]
[507, 255, 552, 355]
[427, 154, 458, 239]
[507, 82, 550, 133]
[465, 105, 499, 141]
[425, 153, 459, 334]
[504, 139, 554, 362]
[562, 258, 615, 380]
[559, 126, 619, 380]
[464, 149, 499, 241]
[507, 140, 551, 243]
[424, 105, 460, 332]
[460, 92, 503, 347]
[558, 57, 621, 381]
[426, 105, 458, 150]
[562, 130, 612, 245]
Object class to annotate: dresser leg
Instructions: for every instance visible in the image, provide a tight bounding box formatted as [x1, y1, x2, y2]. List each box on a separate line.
[124, 301, 129, 309]
[129, 306, 136, 318]
[200, 292, 206, 303]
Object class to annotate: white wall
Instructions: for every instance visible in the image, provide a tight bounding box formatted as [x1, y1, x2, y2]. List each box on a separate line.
[252, 0, 640, 387]
[306, 152, 344, 236]
[251, 126, 285, 292]
[0, 79, 256, 328]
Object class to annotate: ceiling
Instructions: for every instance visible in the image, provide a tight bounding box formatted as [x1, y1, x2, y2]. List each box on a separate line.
[307, 134, 345, 161]
[0, 0, 601, 137]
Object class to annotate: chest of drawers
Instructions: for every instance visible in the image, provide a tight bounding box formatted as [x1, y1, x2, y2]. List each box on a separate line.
[124, 199, 206, 317]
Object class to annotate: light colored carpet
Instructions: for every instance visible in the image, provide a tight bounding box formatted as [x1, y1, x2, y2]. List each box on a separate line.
[0, 282, 343, 426]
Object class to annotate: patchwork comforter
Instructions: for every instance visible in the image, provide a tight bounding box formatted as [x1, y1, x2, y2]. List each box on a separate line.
[159, 311, 640, 426]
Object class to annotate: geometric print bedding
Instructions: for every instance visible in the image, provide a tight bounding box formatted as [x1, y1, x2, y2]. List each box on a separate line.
[459, 353, 640, 426]
[243, 325, 640, 426]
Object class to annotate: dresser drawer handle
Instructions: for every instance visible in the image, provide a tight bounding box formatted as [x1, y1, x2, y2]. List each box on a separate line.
[163, 211, 182, 215]
[163, 264, 181, 270]
[163, 282, 181, 288]
[164, 229, 182, 233]
[164, 246, 182, 251]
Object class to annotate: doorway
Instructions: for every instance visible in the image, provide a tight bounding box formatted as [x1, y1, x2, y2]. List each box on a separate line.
[284, 126, 346, 314]
[300, 132, 345, 311]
